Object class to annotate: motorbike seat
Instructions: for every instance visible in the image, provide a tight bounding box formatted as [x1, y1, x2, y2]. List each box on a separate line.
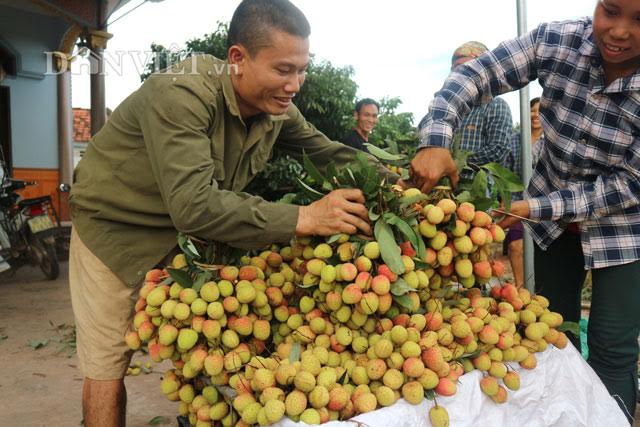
[18, 195, 52, 208]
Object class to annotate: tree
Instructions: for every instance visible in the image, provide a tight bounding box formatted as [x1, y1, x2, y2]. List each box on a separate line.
[140, 22, 229, 81]
[293, 57, 358, 141]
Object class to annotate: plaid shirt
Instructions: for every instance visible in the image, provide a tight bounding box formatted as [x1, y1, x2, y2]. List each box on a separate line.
[418, 18, 640, 269]
[418, 89, 512, 181]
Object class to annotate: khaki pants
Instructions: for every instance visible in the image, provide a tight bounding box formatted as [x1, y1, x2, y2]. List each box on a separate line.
[69, 228, 139, 380]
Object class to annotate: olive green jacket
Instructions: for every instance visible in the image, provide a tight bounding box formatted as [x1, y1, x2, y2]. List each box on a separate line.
[71, 55, 389, 286]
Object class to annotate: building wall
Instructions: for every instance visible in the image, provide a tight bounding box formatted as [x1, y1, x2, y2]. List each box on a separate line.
[0, 5, 69, 169]
[1, 5, 73, 218]
[2, 76, 59, 168]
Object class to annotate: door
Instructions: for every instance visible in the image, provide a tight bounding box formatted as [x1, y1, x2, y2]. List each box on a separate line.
[0, 86, 10, 175]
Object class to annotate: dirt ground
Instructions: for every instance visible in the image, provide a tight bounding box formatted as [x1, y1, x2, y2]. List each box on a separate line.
[1, 260, 638, 427]
[0, 262, 179, 427]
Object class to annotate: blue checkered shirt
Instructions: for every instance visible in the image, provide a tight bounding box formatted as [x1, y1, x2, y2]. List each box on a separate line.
[503, 133, 544, 201]
[504, 132, 523, 180]
[418, 18, 640, 269]
[419, 99, 512, 180]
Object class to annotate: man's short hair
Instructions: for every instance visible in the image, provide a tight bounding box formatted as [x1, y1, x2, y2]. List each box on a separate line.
[355, 98, 380, 114]
[530, 97, 540, 108]
[228, 0, 311, 56]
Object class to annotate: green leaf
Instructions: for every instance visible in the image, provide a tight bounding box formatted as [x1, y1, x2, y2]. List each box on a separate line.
[355, 151, 371, 171]
[0, 334, 7, 340]
[289, 342, 302, 363]
[558, 321, 580, 337]
[368, 205, 381, 222]
[296, 282, 319, 289]
[393, 294, 414, 311]
[365, 143, 406, 161]
[215, 385, 238, 400]
[296, 178, 325, 198]
[424, 389, 436, 400]
[455, 190, 472, 203]
[460, 350, 482, 359]
[346, 168, 357, 186]
[385, 139, 400, 154]
[482, 162, 525, 191]
[178, 233, 199, 258]
[443, 299, 462, 307]
[28, 339, 49, 350]
[147, 416, 169, 426]
[452, 134, 472, 175]
[384, 213, 424, 260]
[398, 193, 429, 210]
[473, 197, 494, 212]
[158, 276, 174, 286]
[495, 179, 513, 213]
[302, 150, 329, 188]
[192, 271, 212, 292]
[412, 259, 431, 270]
[471, 169, 488, 200]
[326, 234, 343, 244]
[338, 367, 349, 385]
[326, 162, 338, 180]
[167, 268, 193, 288]
[374, 219, 406, 275]
[390, 278, 414, 296]
[414, 231, 427, 262]
[205, 242, 216, 264]
[278, 193, 297, 204]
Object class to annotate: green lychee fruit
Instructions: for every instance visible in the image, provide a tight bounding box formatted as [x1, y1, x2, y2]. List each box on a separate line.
[177, 328, 198, 351]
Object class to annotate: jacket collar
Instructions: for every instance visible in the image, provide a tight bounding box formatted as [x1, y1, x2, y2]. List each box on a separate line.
[218, 63, 290, 125]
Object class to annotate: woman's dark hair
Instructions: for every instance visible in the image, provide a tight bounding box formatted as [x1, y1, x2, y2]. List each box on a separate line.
[530, 97, 541, 108]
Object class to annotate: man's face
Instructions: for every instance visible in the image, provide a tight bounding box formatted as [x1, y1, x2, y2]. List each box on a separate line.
[355, 103, 379, 134]
[593, 0, 640, 78]
[230, 30, 309, 118]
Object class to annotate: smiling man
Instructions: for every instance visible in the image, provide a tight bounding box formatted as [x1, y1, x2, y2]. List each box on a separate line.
[343, 98, 380, 151]
[414, 0, 640, 422]
[69, 1, 391, 425]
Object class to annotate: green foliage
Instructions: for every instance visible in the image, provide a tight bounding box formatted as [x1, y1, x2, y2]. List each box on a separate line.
[558, 321, 580, 337]
[274, 143, 525, 274]
[140, 22, 228, 81]
[243, 152, 305, 201]
[184, 22, 229, 59]
[294, 56, 358, 141]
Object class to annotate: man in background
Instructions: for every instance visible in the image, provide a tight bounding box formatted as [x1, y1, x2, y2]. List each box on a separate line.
[343, 98, 380, 151]
[419, 41, 512, 180]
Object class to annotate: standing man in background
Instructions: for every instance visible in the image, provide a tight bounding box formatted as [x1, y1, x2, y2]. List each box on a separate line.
[419, 41, 513, 180]
[342, 98, 380, 151]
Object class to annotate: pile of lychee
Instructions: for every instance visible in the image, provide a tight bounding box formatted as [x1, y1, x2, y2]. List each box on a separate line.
[125, 190, 569, 427]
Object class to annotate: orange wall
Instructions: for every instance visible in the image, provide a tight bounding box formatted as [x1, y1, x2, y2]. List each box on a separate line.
[12, 168, 69, 221]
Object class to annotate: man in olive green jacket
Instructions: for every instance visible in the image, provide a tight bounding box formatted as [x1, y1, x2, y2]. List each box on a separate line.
[69, 1, 391, 425]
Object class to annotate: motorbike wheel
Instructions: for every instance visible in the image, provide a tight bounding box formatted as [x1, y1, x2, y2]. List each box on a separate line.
[30, 235, 60, 280]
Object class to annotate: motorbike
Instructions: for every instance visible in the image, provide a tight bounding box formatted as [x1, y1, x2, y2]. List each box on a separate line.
[0, 158, 61, 280]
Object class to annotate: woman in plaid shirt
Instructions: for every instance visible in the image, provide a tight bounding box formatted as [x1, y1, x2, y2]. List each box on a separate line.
[414, 0, 640, 422]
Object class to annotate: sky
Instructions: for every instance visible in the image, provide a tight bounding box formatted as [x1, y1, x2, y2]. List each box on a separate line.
[71, 0, 596, 125]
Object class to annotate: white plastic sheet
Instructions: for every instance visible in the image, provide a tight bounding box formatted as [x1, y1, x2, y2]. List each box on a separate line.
[274, 345, 628, 427]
